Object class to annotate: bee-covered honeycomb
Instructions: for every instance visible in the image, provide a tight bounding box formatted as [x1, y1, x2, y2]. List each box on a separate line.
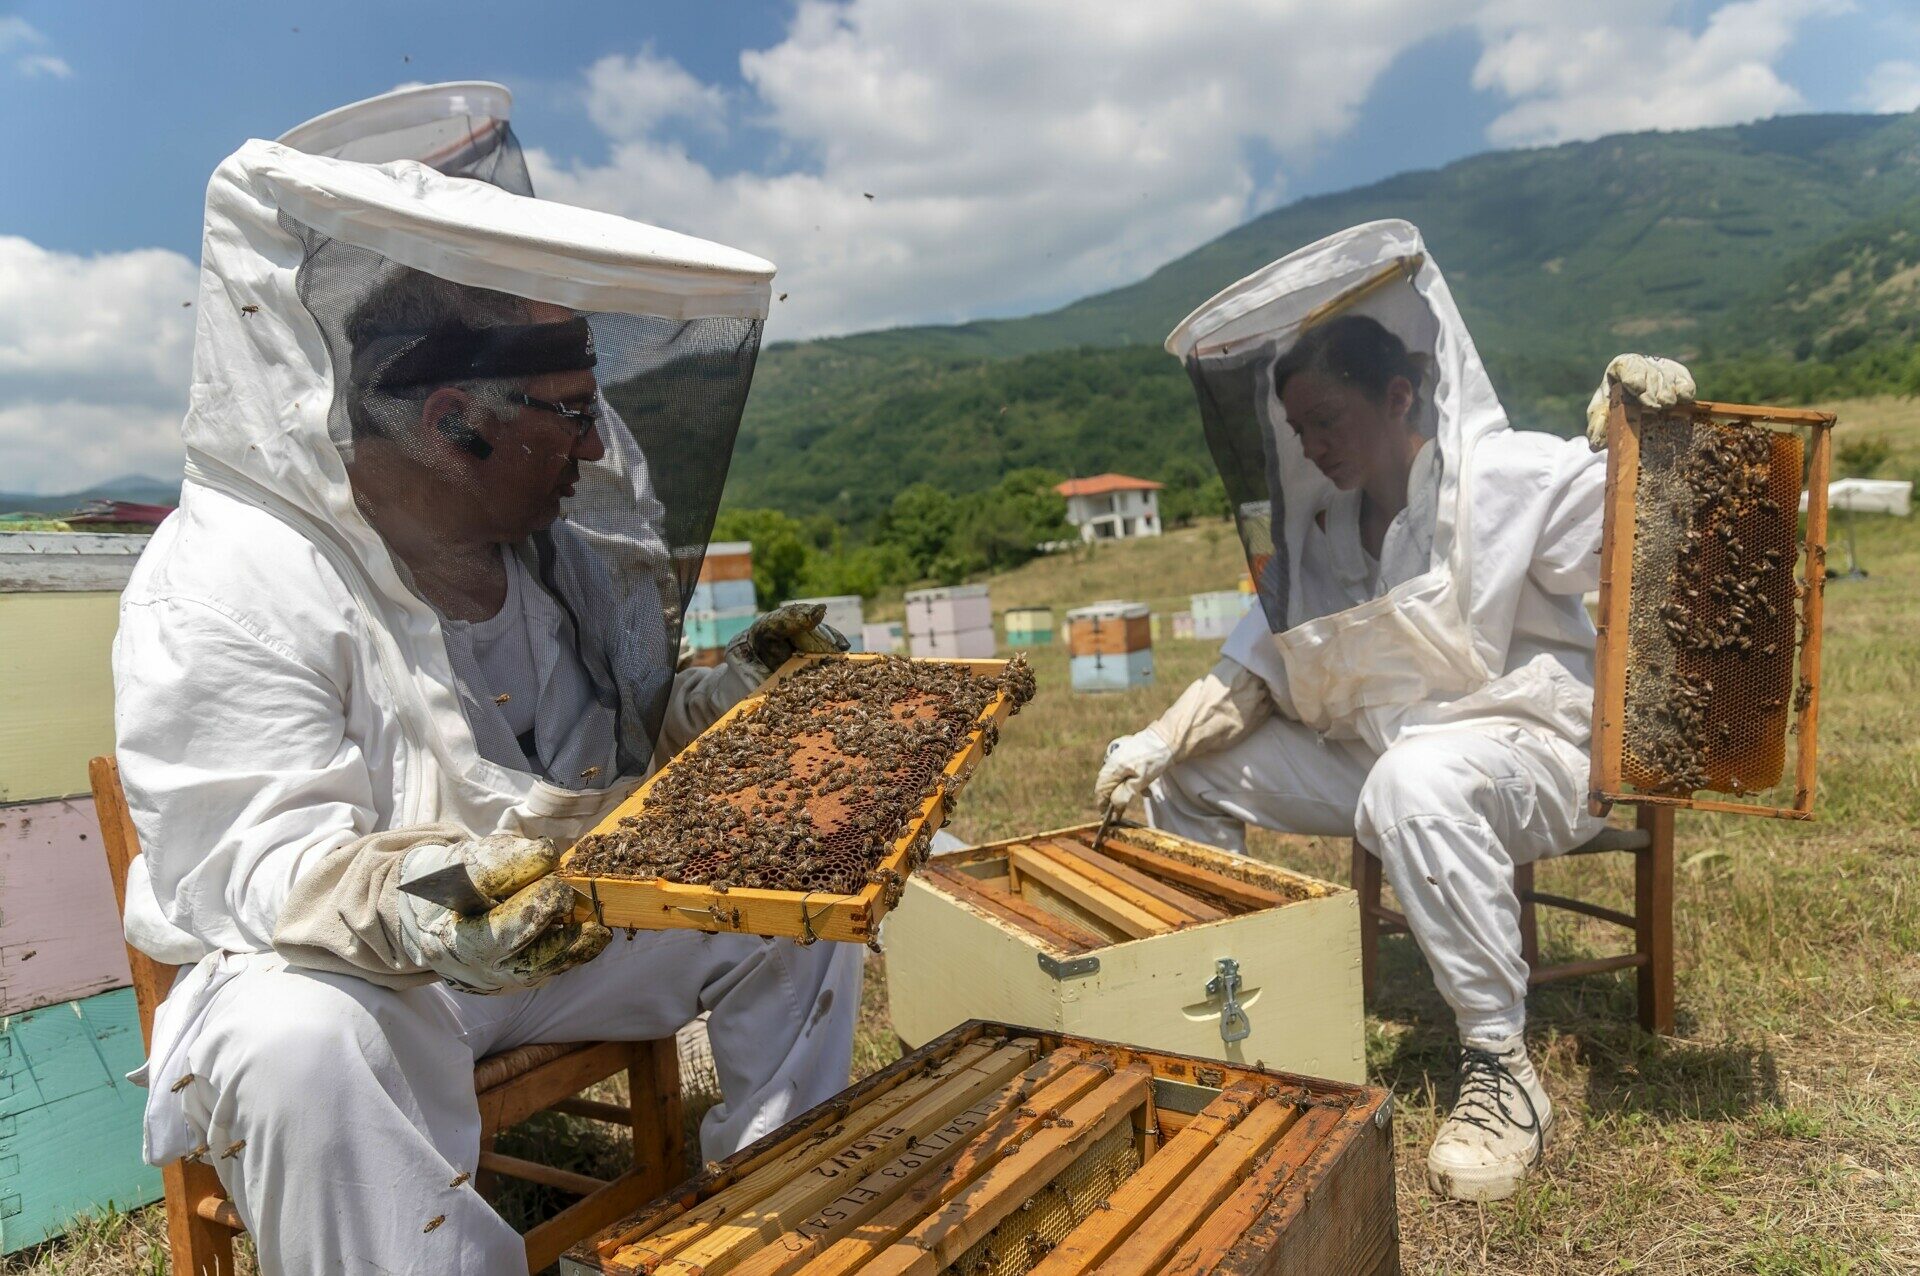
[940, 1119, 1141, 1276]
[1621, 412, 1804, 796]
[569, 655, 1036, 897]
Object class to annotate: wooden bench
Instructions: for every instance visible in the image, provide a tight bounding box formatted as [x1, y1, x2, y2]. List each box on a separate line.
[90, 756, 685, 1274]
[1350, 804, 1676, 1033]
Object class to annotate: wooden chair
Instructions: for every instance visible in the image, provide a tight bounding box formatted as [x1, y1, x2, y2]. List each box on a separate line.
[89, 756, 686, 1274]
[1350, 803, 1675, 1034]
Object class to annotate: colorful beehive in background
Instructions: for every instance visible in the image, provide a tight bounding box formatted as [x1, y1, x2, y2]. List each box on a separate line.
[565, 1020, 1396, 1276]
[0, 531, 163, 1252]
[888, 823, 1364, 1082]
[905, 584, 995, 659]
[1173, 610, 1196, 640]
[861, 620, 905, 654]
[1003, 606, 1054, 647]
[783, 594, 867, 652]
[686, 541, 757, 656]
[1066, 600, 1153, 692]
[1190, 589, 1255, 640]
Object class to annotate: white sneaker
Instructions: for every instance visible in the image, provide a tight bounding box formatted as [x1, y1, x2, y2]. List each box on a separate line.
[1425, 1034, 1552, 1202]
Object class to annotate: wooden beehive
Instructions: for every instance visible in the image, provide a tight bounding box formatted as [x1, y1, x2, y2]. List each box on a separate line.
[1591, 396, 1834, 819]
[885, 825, 1363, 1083]
[562, 1020, 1396, 1276]
[1065, 603, 1154, 693]
[560, 654, 1024, 945]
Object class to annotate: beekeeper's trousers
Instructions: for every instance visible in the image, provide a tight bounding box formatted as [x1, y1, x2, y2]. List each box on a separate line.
[179, 931, 861, 1275]
[1145, 717, 1601, 1043]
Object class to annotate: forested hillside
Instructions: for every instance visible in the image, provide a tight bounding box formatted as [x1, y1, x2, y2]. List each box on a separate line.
[728, 110, 1920, 526]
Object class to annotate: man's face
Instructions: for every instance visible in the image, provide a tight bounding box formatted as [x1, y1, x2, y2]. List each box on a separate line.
[413, 302, 606, 543]
[473, 365, 606, 540]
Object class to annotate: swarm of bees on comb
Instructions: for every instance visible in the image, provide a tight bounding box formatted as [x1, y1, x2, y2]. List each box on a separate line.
[569, 655, 1037, 896]
[1622, 414, 1802, 796]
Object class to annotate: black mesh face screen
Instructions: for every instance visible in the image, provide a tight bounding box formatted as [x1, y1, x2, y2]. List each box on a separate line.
[1187, 350, 1289, 632]
[284, 215, 759, 787]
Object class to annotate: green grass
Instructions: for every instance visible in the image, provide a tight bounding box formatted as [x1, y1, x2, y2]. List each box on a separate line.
[13, 404, 1920, 1273]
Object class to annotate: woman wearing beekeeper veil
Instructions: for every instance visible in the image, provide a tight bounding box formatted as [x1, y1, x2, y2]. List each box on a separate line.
[1096, 220, 1694, 1202]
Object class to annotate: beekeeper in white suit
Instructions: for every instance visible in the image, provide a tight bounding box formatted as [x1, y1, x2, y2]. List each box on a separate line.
[1096, 220, 1693, 1203]
[112, 125, 860, 1273]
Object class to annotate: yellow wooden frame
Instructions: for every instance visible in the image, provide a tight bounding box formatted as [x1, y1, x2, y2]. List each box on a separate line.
[560, 653, 1019, 944]
[1589, 397, 1834, 820]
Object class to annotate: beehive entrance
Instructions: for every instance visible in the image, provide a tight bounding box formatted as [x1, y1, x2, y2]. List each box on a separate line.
[1622, 415, 1802, 795]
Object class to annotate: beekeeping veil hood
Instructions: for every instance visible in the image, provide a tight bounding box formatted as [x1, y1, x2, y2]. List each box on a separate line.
[278, 81, 674, 623]
[1166, 220, 1515, 745]
[183, 139, 771, 804]
[277, 81, 531, 194]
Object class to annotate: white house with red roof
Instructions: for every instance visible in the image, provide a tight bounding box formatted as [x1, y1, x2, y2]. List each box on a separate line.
[1054, 473, 1163, 542]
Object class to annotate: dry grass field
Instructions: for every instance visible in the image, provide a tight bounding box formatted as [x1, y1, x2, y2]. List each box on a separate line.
[10, 400, 1919, 1274]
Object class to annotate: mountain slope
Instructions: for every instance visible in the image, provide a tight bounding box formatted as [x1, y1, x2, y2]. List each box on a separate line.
[729, 111, 1920, 523]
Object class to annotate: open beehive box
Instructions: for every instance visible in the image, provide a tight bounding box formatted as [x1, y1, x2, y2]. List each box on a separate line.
[1591, 395, 1835, 819]
[561, 654, 1031, 944]
[886, 825, 1362, 1083]
[562, 1020, 1396, 1276]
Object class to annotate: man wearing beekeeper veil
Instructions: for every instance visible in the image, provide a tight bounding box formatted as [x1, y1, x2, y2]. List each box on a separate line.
[1098, 220, 1694, 1201]
[110, 84, 858, 1273]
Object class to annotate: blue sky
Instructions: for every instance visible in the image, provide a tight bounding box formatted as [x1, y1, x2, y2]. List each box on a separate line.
[3, 0, 1918, 491]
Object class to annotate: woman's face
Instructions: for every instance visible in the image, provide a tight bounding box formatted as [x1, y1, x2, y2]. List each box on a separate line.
[1280, 369, 1415, 492]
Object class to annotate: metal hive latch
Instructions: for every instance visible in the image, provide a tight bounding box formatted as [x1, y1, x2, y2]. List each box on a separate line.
[1207, 957, 1252, 1044]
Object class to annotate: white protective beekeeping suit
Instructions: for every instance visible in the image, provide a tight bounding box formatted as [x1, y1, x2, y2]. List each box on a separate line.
[1148, 220, 1609, 1044]
[113, 140, 860, 1274]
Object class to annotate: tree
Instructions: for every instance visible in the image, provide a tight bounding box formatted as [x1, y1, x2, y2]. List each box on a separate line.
[711, 507, 811, 607]
[880, 484, 961, 577]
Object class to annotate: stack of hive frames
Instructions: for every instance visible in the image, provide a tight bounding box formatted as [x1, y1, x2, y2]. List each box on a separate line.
[563, 1021, 1395, 1276]
[1591, 396, 1834, 819]
[561, 654, 1030, 944]
[920, 826, 1304, 948]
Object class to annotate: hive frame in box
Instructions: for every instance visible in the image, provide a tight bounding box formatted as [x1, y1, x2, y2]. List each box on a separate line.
[559, 653, 1018, 944]
[561, 1018, 1396, 1276]
[1590, 395, 1834, 820]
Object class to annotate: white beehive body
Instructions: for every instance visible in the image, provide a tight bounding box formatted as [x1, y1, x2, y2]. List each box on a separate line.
[886, 825, 1364, 1083]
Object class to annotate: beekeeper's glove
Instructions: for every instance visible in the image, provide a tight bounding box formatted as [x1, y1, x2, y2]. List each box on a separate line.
[1094, 658, 1278, 817]
[393, 835, 610, 995]
[1096, 729, 1176, 816]
[727, 602, 852, 680]
[1586, 354, 1696, 450]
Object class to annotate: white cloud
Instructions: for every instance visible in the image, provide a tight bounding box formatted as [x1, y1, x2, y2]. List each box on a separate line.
[1859, 59, 1920, 112]
[585, 46, 728, 139]
[0, 16, 42, 52]
[532, 0, 1845, 342]
[1473, 0, 1850, 147]
[536, 0, 1473, 341]
[16, 54, 71, 79]
[0, 238, 196, 493]
[1, 16, 71, 80]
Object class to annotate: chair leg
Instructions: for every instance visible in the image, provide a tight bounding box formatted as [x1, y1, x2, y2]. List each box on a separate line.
[628, 1038, 686, 1200]
[1636, 804, 1676, 1034]
[1515, 861, 1539, 974]
[166, 1160, 239, 1276]
[1351, 838, 1379, 1003]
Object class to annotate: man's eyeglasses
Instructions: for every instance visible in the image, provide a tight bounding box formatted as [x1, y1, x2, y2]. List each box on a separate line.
[511, 393, 603, 441]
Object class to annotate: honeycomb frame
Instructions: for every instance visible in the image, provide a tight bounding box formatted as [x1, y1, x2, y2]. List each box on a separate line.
[560, 654, 1023, 943]
[1590, 395, 1835, 820]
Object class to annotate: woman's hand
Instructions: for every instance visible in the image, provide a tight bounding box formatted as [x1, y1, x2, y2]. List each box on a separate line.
[1585, 354, 1695, 450]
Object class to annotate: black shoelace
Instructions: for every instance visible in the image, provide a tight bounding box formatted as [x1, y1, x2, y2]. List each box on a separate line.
[1450, 1046, 1543, 1142]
